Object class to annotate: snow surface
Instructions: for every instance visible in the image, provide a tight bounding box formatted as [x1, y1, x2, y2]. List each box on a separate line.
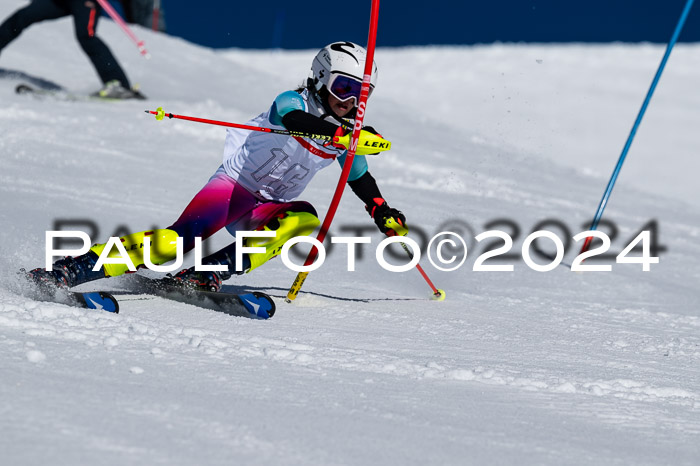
[1, 2, 699, 464]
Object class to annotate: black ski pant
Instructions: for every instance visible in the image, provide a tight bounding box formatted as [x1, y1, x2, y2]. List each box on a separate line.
[0, 0, 130, 88]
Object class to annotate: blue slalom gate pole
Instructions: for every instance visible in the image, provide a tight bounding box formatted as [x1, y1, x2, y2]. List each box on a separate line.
[580, 0, 695, 254]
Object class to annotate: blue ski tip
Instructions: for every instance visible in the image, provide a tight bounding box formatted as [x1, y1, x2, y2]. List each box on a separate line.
[82, 292, 119, 313]
[238, 292, 275, 319]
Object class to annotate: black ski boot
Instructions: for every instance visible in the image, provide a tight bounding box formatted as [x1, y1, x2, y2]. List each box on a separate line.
[166, 242, 248, 292]
[26, 252, 105, 290]
[168, 268, 229, 292]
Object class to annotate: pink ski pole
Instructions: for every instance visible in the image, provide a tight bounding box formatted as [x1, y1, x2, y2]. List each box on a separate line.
[95, 0, 151, 59]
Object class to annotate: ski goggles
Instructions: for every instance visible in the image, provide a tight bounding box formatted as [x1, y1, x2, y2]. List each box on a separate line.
[327, 73, 373, 104]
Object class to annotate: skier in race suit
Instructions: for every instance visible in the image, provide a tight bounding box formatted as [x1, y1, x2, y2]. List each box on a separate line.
[0, 0, 143, 99]
[28, 41, 408, 292]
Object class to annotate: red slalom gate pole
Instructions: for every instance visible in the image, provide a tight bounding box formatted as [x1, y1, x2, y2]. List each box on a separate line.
[95, 0, 150, 58]
[286, 0, 381, 302]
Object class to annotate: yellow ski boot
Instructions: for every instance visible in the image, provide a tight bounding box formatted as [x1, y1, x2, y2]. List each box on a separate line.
[245, 211, 320, 272]
[90, 229, 180, 277]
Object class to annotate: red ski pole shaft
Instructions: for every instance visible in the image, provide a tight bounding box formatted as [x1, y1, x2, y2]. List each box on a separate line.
[145, 109, 334, 141]
[416, 263, 440, 294]
[399, 242, 445, 300]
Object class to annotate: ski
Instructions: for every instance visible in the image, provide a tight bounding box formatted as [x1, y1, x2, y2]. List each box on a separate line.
[15, 83, 90, 101]
[31, 288, 119, 313]
[15, 83, 145, 101]
[129, 275, 275, 319]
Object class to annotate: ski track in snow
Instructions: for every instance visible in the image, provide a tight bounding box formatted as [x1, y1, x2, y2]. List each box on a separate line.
[1, 2, 699, 464]
[2, 286, 699, 411]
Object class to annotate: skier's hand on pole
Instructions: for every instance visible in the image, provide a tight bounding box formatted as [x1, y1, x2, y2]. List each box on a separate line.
[367, 199, 408, 236]
[330, 127, 392, 155]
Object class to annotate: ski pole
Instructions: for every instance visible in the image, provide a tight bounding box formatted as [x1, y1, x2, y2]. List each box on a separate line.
[146, 107, 333, 141]
[286, 0, 381, 302]
[145, 107, 392, 153]
[95, 0, 150, 59]
[397, 240, 446, 301]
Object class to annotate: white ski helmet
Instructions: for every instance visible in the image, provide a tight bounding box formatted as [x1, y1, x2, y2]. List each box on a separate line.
[309, 41, 378, 103]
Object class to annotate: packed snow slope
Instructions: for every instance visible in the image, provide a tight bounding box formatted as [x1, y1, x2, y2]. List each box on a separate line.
[1, 4, 699, 465]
